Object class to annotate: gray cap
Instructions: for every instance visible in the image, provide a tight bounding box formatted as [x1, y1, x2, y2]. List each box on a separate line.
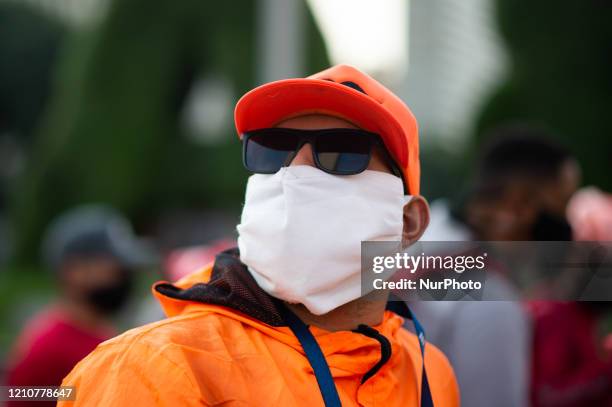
[42, 204, 156, 270]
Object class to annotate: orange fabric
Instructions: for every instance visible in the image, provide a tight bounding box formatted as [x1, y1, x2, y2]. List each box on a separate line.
[234, 64, 421, 195]
[60, 266, 459, 406]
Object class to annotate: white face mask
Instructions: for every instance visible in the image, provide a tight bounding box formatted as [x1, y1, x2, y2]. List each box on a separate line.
[237, 165, 407, 315]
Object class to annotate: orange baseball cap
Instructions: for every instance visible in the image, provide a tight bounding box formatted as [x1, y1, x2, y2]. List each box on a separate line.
[234, 64, 420, 195]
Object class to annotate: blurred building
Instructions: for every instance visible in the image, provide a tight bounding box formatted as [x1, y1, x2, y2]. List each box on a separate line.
[306, 0, 508, 147]
[188, 0, 509, 149]
[402, 0, 507, 146]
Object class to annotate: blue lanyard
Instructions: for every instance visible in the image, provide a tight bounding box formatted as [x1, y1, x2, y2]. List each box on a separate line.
[404, 304, 435, 407]
[278, 300, 434, 407]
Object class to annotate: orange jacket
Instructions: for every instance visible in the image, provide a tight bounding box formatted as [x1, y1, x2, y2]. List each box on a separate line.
[60, 259, 459, 406]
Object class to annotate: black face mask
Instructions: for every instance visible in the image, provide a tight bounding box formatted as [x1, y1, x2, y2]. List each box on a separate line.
[582, 301, 612, 314]
[531, 211, 573, 241]
[85, 273, 133, 315]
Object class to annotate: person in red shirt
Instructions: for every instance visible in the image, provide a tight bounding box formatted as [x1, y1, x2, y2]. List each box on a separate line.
[528, 301, 612, 406]
[6, 307, 115, 394]
[528, 188, 612, 407]
[4, 205, 145, 407]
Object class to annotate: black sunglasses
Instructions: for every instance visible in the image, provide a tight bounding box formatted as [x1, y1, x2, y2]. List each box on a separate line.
[242, 128, 399, 176]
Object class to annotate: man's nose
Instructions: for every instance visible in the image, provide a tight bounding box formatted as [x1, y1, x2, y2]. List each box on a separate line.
[290, 143, 316, 167]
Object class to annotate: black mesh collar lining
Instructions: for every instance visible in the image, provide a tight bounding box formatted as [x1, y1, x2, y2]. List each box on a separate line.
[155, 247, 413, 328]
[154, 247, 285, 326]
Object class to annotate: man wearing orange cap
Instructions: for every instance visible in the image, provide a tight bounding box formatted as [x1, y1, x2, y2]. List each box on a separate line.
[59, 65, 459, 407]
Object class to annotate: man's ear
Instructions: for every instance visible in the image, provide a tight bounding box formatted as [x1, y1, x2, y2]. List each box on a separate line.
[402, 195, 430, 247]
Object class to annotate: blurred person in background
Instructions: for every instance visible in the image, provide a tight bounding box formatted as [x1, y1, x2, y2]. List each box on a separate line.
[462, 125, 579, 243]
[566, 187, 612, 242]
[414, 123, 580, 407]
[527, 187, 612, 407]
[132, 238, 235, 325]
[58, 65, 459, 407]
[528, 301, 612, 407]
[423, 123, 579, 242]
[4, 205, 145, 407]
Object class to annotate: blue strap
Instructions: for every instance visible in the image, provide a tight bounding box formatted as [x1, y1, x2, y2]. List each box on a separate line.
[278, 302, 342, 407]
[405, 306, 435, 407]
[279, 300, 433, 407]
[387, 300, 434, 407]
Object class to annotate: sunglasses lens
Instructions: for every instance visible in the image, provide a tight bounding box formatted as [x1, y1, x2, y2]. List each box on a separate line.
[244, 131, 299, 173]
[315, 132, 372, 174]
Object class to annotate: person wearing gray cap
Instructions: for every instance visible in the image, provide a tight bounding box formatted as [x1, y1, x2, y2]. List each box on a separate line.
[4, 205, 148, 406]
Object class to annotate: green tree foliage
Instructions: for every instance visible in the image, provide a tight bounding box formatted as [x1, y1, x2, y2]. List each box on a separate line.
[0, 2, 64, 142]
[477, 0, 612, 190]
[11, 0, 328, 264]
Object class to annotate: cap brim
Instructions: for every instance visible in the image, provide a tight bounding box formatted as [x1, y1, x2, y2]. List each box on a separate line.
[234, 78, 408, 168]
[112, 237, 158, 270]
